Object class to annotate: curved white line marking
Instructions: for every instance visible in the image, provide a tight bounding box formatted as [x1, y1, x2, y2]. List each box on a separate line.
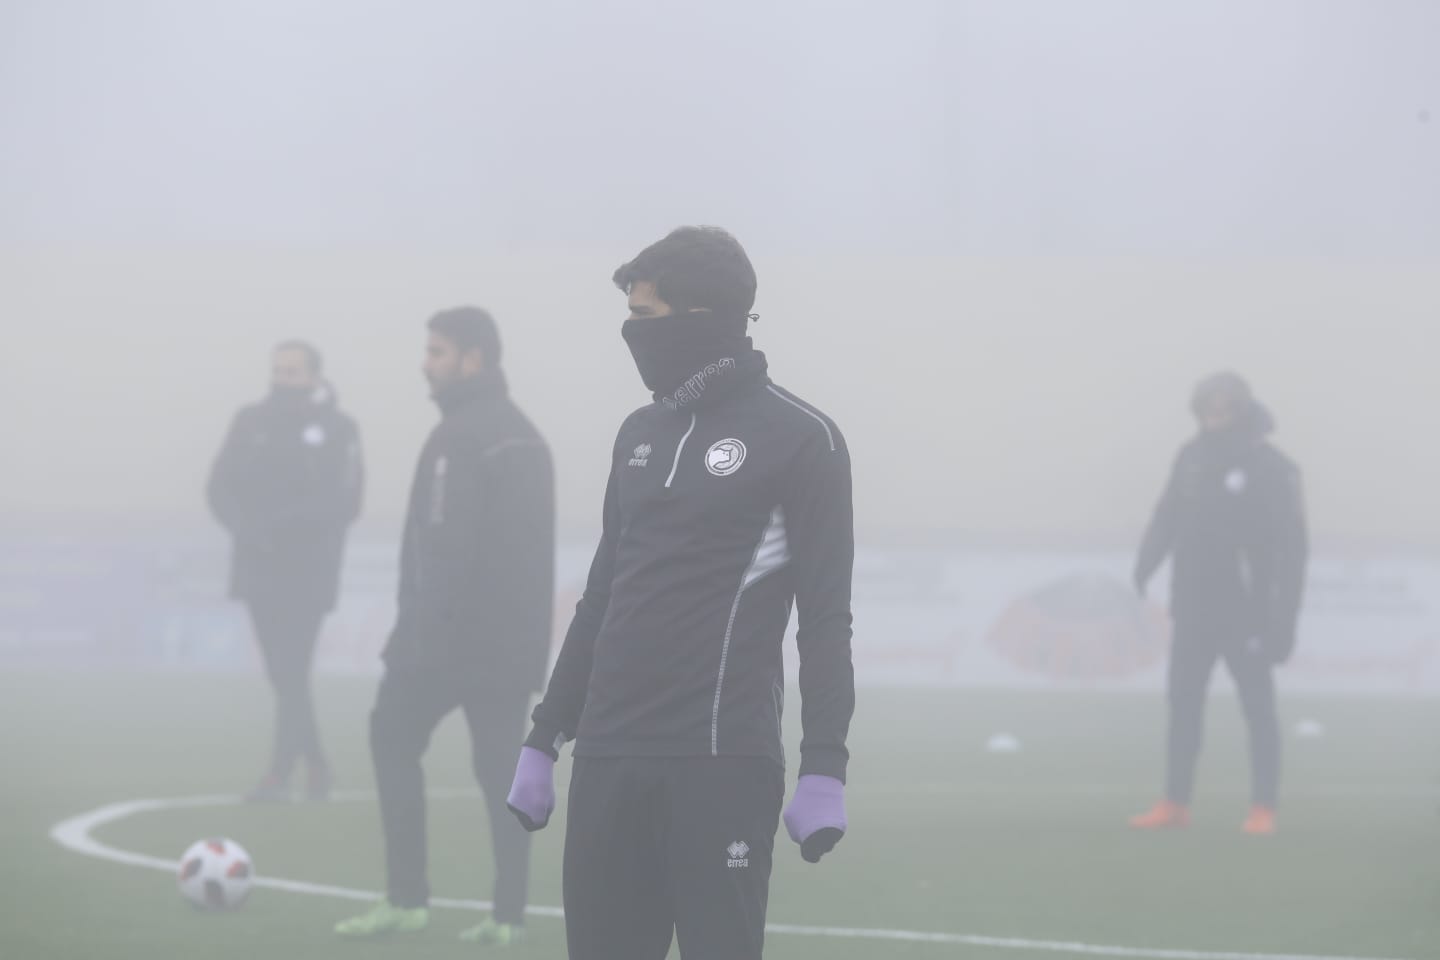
[49, 793, 1412, 960]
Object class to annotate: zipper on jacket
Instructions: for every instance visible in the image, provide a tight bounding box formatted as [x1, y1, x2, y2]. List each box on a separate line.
[429, 456, 449, 524]
[665, 414, 697, 489]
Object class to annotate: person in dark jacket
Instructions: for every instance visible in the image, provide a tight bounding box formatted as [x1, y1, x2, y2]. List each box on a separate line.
[505, 227, 856, 960]
[207, 340, 363, 803]
[1130, 372, 1308, 836]
[334, 307, 554, 947]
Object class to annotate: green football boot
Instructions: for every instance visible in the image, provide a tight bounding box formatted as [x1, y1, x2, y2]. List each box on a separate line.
[334, 900, 430, 938]
[459, 917, 527, 947]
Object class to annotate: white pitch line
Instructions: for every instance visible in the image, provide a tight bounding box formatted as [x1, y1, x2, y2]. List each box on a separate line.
[49, 792, 1414, 960]
[858, 783, 1440, 800]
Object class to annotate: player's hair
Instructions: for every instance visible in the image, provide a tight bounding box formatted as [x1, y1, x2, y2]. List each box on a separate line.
[1191, 371, 1253, 417]
[428, 306, 503, 366]
[612, 226, 758, 318]
[274, 339, 323, 374]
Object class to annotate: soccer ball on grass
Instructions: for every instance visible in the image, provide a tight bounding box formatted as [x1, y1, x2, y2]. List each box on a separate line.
[177, 838, 254, 910]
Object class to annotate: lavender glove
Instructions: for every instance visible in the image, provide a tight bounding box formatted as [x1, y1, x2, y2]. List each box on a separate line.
[505, 747, 556, 832]
[783, 774, 847, 863]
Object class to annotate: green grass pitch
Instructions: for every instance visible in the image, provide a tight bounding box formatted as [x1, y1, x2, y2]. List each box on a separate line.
[3, 670, 1438, 959]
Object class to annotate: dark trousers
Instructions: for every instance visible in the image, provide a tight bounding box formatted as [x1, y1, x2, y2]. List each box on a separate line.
[369, 665, 532, 921]
[1166, 619, 1281, 808]
[563, 755, 784, 960]
[247, 600, 327, 779]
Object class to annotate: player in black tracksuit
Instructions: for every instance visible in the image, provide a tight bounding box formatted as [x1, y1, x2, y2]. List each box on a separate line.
[207, 341, 363, 802]
[1131, 372, 1308, 834]
[335, 308, 554, 944]
[506, 227, 855, 960]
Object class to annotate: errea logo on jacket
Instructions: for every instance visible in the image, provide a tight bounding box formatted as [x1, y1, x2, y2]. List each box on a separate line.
[628, 444, 652, 468]
[726, 841, 750, 868]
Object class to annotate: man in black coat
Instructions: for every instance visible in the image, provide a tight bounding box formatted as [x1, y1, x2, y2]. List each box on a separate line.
[505, 227, 856, 960]
[1130, 372, 1308, 836]
[335, 307, 554, 947]
[208, 340, 364, 802]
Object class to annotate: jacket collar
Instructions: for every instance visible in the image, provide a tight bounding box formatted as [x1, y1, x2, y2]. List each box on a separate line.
[658, 348, 770, 414]
[433, 369, 508, 417]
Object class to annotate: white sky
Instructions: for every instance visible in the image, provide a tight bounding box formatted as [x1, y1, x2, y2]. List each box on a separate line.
[2, 0, 1437, 542]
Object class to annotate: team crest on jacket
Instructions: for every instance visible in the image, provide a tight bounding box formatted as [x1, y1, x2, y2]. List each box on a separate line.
[1224, 468, 1248, 493]
[705, 439, 747, 477]
[302, 424, 327, 447]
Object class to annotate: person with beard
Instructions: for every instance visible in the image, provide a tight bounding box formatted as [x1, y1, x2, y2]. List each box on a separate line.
[207, 340, 364, 803]
[505, 227, 856, 960]
[334, 307, 554, 947]
[1129, 372, 1308, 836]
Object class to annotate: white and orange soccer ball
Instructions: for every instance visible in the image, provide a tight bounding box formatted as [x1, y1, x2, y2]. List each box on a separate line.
[177, 838, 254, 910]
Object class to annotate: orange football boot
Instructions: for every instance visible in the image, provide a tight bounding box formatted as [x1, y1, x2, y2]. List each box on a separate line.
[1242, 806, 1277, 835]
[1129, 800, 1191, 830]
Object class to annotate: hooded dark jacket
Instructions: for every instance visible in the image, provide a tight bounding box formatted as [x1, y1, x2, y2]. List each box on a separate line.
[383, 372, 555, 691]
[207, 384, 364, 613]
[1135, 403, 1309, 660]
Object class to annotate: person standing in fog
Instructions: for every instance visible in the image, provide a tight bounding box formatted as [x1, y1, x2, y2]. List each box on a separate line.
[334, 307, 554, 947]
[506, 227, 855, 960]
[207, 341, 364, 803]
[1130, 372, 1308, 836]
